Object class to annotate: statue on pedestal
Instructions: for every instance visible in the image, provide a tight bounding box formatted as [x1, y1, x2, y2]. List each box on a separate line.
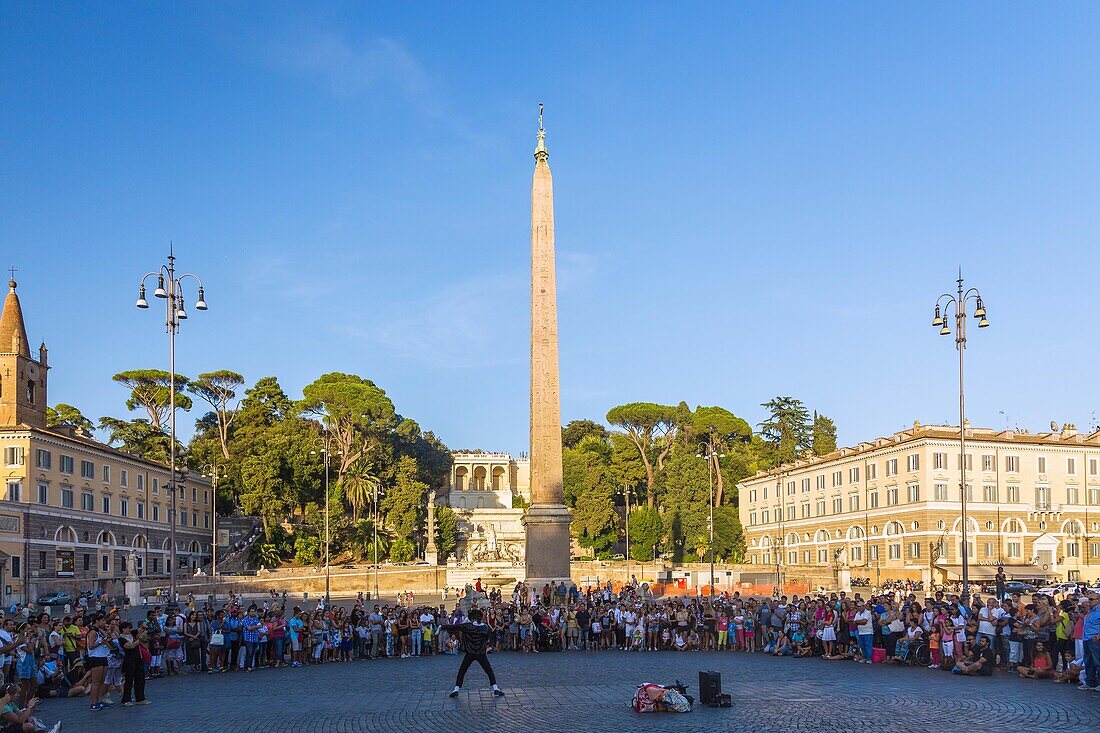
[126, 550, 139, 579]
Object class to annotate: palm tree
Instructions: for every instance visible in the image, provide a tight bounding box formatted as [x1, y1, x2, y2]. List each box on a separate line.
[342, 460, 382, 522]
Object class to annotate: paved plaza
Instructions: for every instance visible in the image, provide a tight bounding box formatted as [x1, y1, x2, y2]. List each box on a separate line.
[47, 650, 1100, 733]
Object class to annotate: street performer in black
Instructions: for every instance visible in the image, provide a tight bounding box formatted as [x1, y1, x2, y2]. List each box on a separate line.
[442, 608, 504, 697]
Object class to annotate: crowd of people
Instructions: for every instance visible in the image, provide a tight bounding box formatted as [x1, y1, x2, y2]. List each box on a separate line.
[0, 575, 1096, 728]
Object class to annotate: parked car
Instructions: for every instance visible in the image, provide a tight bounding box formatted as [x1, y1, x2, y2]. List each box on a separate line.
[36, 592, 72, 607]
[1001, 581, 1037, 596]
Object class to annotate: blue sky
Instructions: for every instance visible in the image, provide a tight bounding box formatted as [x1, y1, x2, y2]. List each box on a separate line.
[2, 3, 1099, 454]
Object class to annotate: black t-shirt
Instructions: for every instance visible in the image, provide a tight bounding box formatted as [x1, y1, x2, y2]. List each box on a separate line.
[968, 647, 996, 675]
[576, 610, 591, 627]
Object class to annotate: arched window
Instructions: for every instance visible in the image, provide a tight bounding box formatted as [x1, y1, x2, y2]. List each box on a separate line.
[97, 530, 115, 545]
[814, 529, 829, 543]
[472, 467, 487, 491]
[491, 466, 505, 491]
[785, 532, 799, 546]
[26, 380, 34, 404]
[885, 521, 903, 536]
[847, 526, 865, 540]
[454, 467, 467, 491]
[55, 526, 76, 544]
[132, 535, 147, 549]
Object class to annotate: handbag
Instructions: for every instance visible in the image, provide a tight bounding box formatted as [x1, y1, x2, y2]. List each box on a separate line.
[210, 632, 225, 646]
[139, 644, 152, 665]
[166, 636, 181, 650]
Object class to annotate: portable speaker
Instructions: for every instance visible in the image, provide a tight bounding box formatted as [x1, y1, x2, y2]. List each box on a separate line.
[698, 670, 721, 705]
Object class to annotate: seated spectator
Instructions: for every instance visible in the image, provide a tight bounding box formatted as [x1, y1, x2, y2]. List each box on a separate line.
[686, 631, 700, 651]
[1053, 652, 1084, 684]
[0, 683, 59, 733]
[1017, 642, 1053, 679]
[952, 637, 995, 676]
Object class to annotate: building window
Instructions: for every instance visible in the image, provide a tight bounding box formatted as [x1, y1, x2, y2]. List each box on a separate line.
[151, 558, 160, 574]
[1090, 542, 1100, 559]
[908, 542, 921, 559]
[1090, 458, 1098, 476]
[101, 495, 110, 514]
[152, 478, 159, 493]
[1035, 486, 1051, 511]
[933, 452, 947, 470]
[81, 492, 93, 511]
[35, 449, 51, 469]
[80, 460, 94, 480]
[38, 551, 47, 569]
[957, 454, 973, 471]
[868, 545, 879, 561]
[800, 502, 810, 518]
[815, 499, 825, 516]
[101, 554, 109, 572]
[102, 465, 111, 483]
[749, 512, 757, 526]
[1067, 458, 1076, 475]
[749, 489, 757, 503]
[868, 491, 879, 509]
[832, 497, 843, 514]
[5, 481, 19, 502]
[984, 541, 994, 558]
[3, 447, 24, 467]
[849, 467, 860, 483]
[61, 487, 73, 508]
[59, 455, 73, 474]
[906, 483, 920, 503]
[120, 499, 128, 517]
[137, 502, 145, 519]
[137, 474, 145, 491]
[121, 469, 128, 488]
[203, 512, 209, 529]
[1090, 488, 1100, 506]
[906, 454, 919, 472]
[816, 475, 825, 490]
[849, 494, 860, 512]
[180, 510, 187, 526]
[1005, 456, 1019, 472]
[37, 482, 47, 504]
[203, 490, 209, 505]
[983, 484, 998, 503]
[1067, 542, 1080, 558]
[1007, 541, 1022, 559]
[10, 556, 19, 578]
[888, 543, 901, 560]
[1037, 456, 1047, 474]
[982, 454, 994, 471]
[785, 505, 794, 521]
[192, 511, 198, 527]
[1007, 484, 1021, 503]
[1067, 486, 1079, 505]
[832, 471, 842, 487]
[801, 478, 810, 493]
[763, 486, 768, 500]
[867, 463, 877, 480]
[152, 504, 159, 522]
[850, 545, 863, 562]
[886, 459, 897, 476]
[886, 487, 899, 506]
[192, 487, 198, 502]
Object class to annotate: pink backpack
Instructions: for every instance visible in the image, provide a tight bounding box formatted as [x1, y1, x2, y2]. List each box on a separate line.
[632, 683, 663, 713]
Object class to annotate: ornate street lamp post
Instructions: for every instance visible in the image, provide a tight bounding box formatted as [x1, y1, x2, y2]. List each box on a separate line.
[136, 248, 208, 601]
[201, 461, 228, 599]
[696, 443, 724, 597]
[310, 434, 339, 607]
[931, 270, 989, 605]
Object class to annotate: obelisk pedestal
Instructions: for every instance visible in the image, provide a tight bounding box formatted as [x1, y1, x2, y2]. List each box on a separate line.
[425, 490, 439, 565]
[523, 104, 572, 589]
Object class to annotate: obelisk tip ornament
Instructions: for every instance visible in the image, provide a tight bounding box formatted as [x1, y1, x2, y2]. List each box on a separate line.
[524, 104, 572, 587]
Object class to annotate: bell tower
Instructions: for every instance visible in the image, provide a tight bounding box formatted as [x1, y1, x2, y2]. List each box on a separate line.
[0, 274, 48, 429]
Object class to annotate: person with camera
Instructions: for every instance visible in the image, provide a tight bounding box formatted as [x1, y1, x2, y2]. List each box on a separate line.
[118, 621, 148, 707]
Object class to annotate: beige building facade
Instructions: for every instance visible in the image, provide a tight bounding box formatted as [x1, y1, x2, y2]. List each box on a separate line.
[0, 278, 211, 604]
[443, 451, 530, 564]
[738, 422, 1100, 587]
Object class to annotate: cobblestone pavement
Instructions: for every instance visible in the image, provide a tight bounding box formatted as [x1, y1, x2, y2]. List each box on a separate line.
[43, 651, 1100, 733]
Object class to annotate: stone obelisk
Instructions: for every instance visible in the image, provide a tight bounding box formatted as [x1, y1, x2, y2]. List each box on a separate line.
[524, 104, 572, 588]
